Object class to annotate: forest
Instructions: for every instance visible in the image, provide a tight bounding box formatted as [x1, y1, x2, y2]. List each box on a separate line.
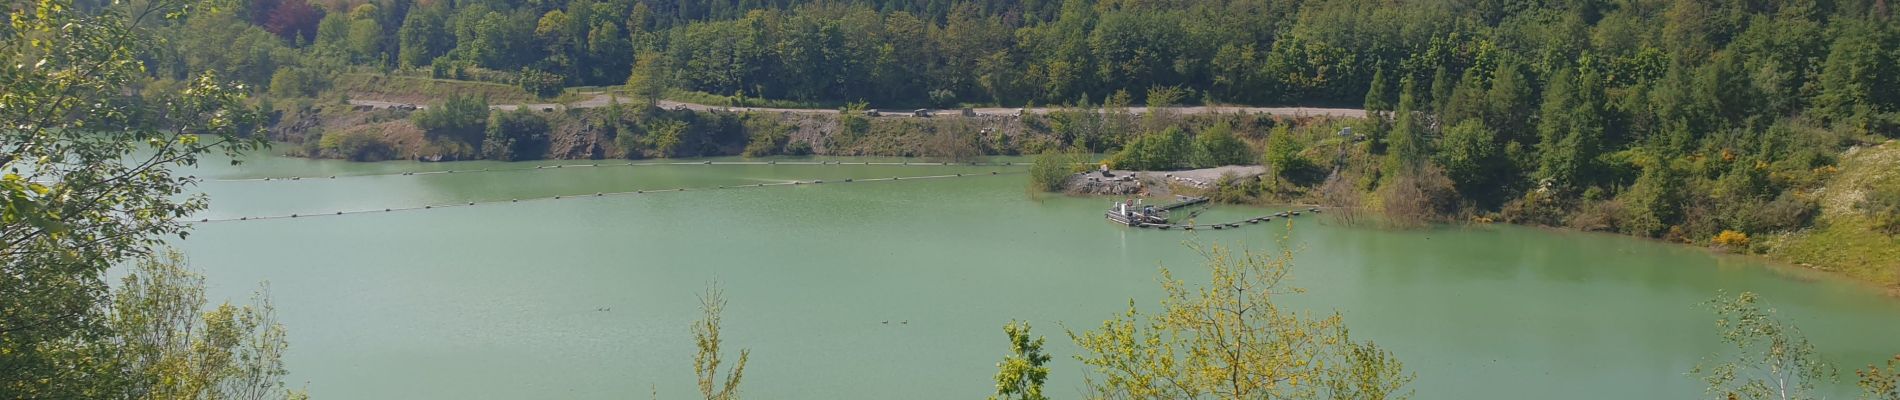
[119, 0, 1900, 280]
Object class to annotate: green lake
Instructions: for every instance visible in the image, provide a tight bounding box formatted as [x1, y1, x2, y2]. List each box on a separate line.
[172, 153, 1900, 399]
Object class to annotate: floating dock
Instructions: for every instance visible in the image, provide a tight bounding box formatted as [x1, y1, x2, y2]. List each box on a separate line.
[1107, 197, 1322, 231]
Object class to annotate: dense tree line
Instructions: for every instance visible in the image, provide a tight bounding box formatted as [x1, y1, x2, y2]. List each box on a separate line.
[149, 0, 1899, 113]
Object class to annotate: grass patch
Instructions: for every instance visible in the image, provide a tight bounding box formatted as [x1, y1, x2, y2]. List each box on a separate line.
[1766, 141, 1900, 288]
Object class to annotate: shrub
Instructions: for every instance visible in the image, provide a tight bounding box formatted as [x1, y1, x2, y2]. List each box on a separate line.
[1712, 230, 1751, 248]
[517, 68, 565, 99]
[1189, 124, 1251, 168]
[413, 93, 489, 145]
[482, 108, 549, 161]
[1378, 164, 1460, 228]
[318, 129, 397, 161]
[1109, 127, 1190, 170]
[268, 67, 323, 98]
[1029, 148, 1085, 192]
[1863, 178, 1900, 235]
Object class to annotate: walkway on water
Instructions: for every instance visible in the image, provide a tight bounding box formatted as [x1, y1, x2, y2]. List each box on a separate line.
[1130, 207, 1325, 231]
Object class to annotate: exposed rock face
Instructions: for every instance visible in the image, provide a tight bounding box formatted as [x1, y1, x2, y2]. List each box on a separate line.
[1064, 170, 1148, 196]
[1060, 166, 1269, 198]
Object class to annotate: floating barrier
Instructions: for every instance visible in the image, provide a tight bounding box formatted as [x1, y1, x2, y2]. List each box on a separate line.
[213, 160, 1028, 182]
[1123, 206, 1332, 233]
[190, 171, 1023, 224]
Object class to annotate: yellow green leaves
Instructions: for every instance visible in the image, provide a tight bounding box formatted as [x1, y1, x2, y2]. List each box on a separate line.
[1070, 238, 1413, 400]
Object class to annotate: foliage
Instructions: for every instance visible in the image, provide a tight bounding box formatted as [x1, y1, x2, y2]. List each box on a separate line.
[483, 108, 550, 161]
[517, 68, 565, 99]
[1069, 239, 1412, 400]
[1713, 230, 1752, 248]
[1863, 175, 1900, 235]
[740, 116, 791, 157]
[2, 0, 267, 396]
[693, 285, 747, 400]
[1861, 355, 1900, 400]
[989, 321, 1052, 400]
[1694, 292, 1835, 400]
[318, 128, 398, 161]
[1378, 164, 1460, 227]
[1619, 160, 1685, 237]
[647, 119, 690, 158]
[1436, 120, 1506, 203]
[1029, 148, 1085, 192]
[1262, 124, 1312, 187]
[108, 251, 305, 400]
[627, 50, 673, 107]
[413, 93, 490, 144]
[1190, 124, 1252, 168]
[1110, 128, 1191, 171]
[268, 67, 325, 98]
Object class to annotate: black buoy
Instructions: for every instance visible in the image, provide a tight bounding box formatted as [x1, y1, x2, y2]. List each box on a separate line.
[424, 206, 432, 209]
[844, 179, 853, 182]
[290, 214, 298, 218]
[991, 171, 997, 175]
[240, 217, 247, 220]
[595, 193, 602, 196]
[553, 196, 561, 199]
[468, 202, 475, 205]
[336, 211, 343, 215]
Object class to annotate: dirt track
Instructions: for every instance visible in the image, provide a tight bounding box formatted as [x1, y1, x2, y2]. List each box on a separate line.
[351, 93, 1366, 119]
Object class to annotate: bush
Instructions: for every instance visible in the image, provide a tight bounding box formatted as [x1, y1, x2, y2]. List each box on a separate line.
[481, 108, 549, 161]
[741, 117, 790, 157]
[1109, 127, 1190, 170]
[268, 67, 324, 98]
[517, 68, 565, 99]
[1712, 230, 1751, 248]
[413, 93, 489, 145]
[1378, 164, 1460, 228]
[1029, 149, 1085, 192]
[1866, 180, 1900, 235]
[1261, 124, 1316, 187]
[1190, 124, 1251, 168]
[318, 129, 397, 161]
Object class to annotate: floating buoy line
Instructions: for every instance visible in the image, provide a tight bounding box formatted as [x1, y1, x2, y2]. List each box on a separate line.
[189, 170, 1023, 224]
[1130, 208, 1325, 231]
[212, 160, 1022, 182]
